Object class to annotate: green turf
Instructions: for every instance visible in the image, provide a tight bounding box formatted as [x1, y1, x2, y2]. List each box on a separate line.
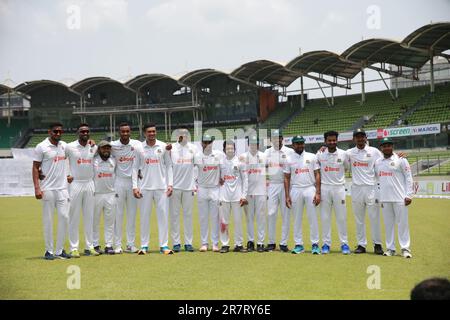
[0, 196, 449, 300]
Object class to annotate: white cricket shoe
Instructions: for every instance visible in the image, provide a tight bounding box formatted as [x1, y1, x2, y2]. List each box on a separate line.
[114, 247, 123, 254]
[401, 249, 412, 259]
[125, 245, 138, 253]
[383, 249, 396, 257]
[199, 245, 208, 252]
[212, 245, 220, 252]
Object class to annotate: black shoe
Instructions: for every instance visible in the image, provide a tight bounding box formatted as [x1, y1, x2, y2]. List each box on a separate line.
[233, 246, 247, 253]
[44, 251, 55, 260]
[265, 243, 276, 252]
[104, 247, 115, 255]
[246, 241, 255, 252]
[257, 244, 265, 253]
[374, 244, 384, 255]
[220, 246, 230, 253]
[55, 250, 71, 260]
[354, 245, 366, 254]
[279, 245, 289, 252]
[94, 246, 104, 255]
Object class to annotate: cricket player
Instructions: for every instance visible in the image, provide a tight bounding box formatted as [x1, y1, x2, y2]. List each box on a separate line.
[240, 135, 267, 253]
[264, 129, 294, 252]
[132, 123, 173, 255]
[347, 129, 384, 255]
[194, 134, 224, 252]
[111, 122, 142, 254]
[66, 123, 99, 257]
[219, 140, 248, 253]
[169, 127, 197, 252]
[32, 122, 71, 260]
[375, 138, 413, 258]
[284, 135, 321, 255]
[316, 131, 350, 255]
[92, 140, 116, 255]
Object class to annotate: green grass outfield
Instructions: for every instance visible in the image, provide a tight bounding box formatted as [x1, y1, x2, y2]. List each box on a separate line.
[0, 196, 449, 300]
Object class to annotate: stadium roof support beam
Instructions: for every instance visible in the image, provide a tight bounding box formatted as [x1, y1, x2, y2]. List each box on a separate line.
[367, 64, 419, 80]
[377, 71, 395, 100]
[316, 81, 332, 107]
[303, 73, 351, 89]
[360, 68, 365, 105]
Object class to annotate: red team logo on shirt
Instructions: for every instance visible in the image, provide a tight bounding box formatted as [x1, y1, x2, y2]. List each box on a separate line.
[202, 166, 218, 172]
[77, 158, 92, 165]
[98, 172, 113, 178]
[353, 161, 369, 167]
[294, 168, 309, 174]
[223, 175, 236, 181]
[145, 158, 160, 164]
[379, 171, 393, 177]
[119, 156, 134, 163]
[324, 166, 340, 172]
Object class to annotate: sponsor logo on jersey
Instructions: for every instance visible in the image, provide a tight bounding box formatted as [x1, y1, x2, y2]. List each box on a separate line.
[176, 158, 193, 164]
[379, 171, 393, 177]
[353, 161, 369, 167]
[98, 172, 113, 178]
[202, 165, 218, 172]
[145, 158, 160, 164]
[324, 166, 340, 172]
[119, 156, 134, 163]
[77, 158, 92, 165]
[247, 168, 262, 174]
[223, 175, 237, 181]
[294, 168, 309, 174]
[53, 156, 65, 163]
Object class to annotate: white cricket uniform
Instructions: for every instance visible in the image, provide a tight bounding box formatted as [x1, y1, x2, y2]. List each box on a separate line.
[111, 138, 141, 249]
[375, 154, 414, 251]
[93, 155, 116, 248]
[33, 138, 69, 255]
[169, 142, 197, 247]
[240, 151, 267, 245]
[219, 155, 248, 247]
[194, 149, 224, 247]
[133, 140, 173, 248]
[317, 148, 349, 247]
[265, 145, 294, 246]
[346, 145, 383, 247]
[65, 140, 97, 251]
[283, 151, 320, 246]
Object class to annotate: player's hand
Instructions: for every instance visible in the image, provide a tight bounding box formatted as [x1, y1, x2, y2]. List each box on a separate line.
[239, 198, 248, 207]
[88, 139, 96, 146]
[166, 186, 173, 197]
[133, 188, 142, 199]
[319, 146, 326, 153]
[313, 193, 321, 206]
[397, 152, 408, 158]
[405, 197, 412, 206]
[38, 170, 46, 180]
[35, 188, 43, 200]
[67, 175, 74, 184]
[285, 196, 292, 209]
[165, 144, 172, 151]
[219, 178, 224, 186]
[138, 169, 143, 180]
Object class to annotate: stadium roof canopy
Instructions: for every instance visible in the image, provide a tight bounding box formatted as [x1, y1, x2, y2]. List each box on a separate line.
[402, 22, 450, 53]
[0, 84, 12, 95]
[230, 60, 300, 87]
[71, 77, 135, 94]
[178, 69, 230, 88]
[125, 73, 179, 91]
[15, 80, 80, 96]
[286, 50, 361, 79]
[341, 39, 431, 69]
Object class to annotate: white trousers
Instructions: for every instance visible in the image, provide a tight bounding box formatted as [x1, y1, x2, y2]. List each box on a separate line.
[68, 181, 94, 251]
[41, 189, 69, 255]
[245, 195, 267, 245]
[197, 186, 220, 246]
[219, 201, 244, 247]
[93, 193, 116, 248]
[169, 189, 194, 246]
[320, 185, 348, 246]
[351, 185, 382, 247]
[114, 179, 138, 248]
[139, 189, 169, 248]
[267, 183, 290, 246]
[290, 186, 319, 246]
[381, 202, 411, 251]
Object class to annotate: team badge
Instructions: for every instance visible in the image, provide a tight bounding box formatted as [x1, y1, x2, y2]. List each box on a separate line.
[341, 199, 345, 204]
[131, 147, 134, 151]
[337, 158, 342, 163]
[366, 153, 371, 157]
[157, 149, 162, 154]
[306, 160, 310, 164]
[233, 166, 238, 171]
[282, 155, 286, 159]
[390, 162, 395, 166]
[115, 194, 119, 198]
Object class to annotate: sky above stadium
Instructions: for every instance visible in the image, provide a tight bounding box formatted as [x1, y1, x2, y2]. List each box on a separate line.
[0, 0, 449, 96]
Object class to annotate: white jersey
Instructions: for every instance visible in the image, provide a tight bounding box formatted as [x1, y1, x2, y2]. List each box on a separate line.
[240, 151, 267, 196]
[133, 140, 173, 190]
[93, 155, 116, 194]
[317, 148, 348, 186]
[283, 151, 320, 188]
[265, 145, 294, 184]
[194, 149, 224, 188]
[375, 154, 414, 202]
[170, 142, 197, 191]
[65, 140, 97, 182]
[346, 145, 382, 186]
[33, 138, 68, 191]
[220, 156, 248, 202]
[111, 139, 142, 180]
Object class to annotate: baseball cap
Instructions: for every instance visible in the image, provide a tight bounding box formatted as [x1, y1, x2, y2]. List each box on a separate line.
[98, 140, 111, 148]
[379, 137, 394, 146]
[292, 135, 305, 143]
[353, 128, 366, 137]
[202, 134, 215, 142]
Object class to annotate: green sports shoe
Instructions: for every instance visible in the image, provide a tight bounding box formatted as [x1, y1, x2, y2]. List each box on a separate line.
[84, 248, 100, 256]
[291, 245, 305, 254]
[311, 243, 321, 255]
[70, 249, 80, 258]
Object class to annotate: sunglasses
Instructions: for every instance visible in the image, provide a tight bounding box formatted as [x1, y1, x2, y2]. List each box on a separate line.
[52, 129, 64, 134]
